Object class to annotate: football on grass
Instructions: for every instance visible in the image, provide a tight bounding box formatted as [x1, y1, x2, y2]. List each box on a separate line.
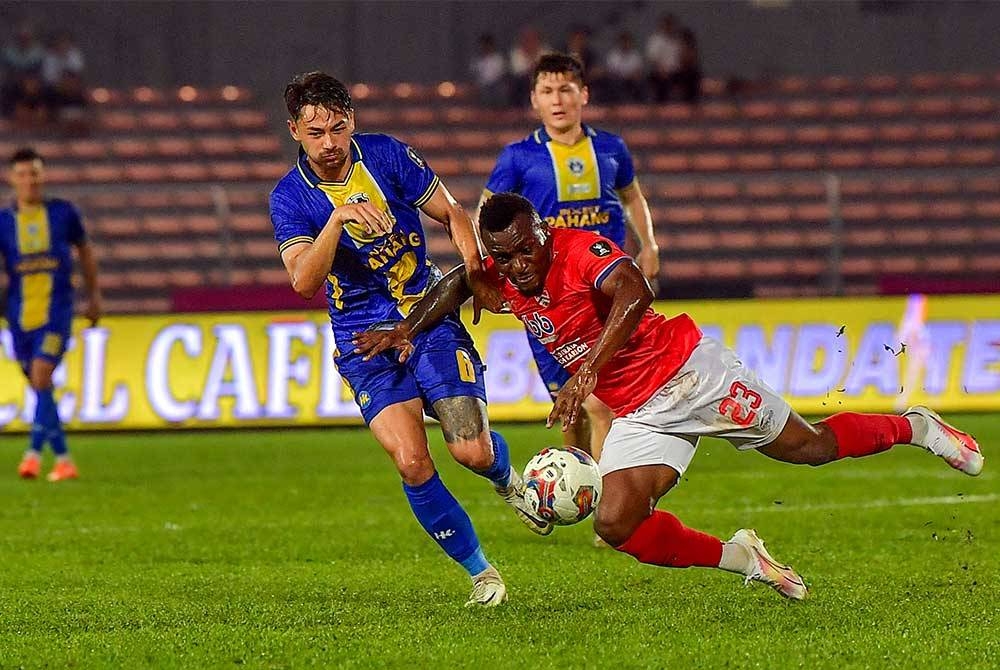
[522, 446, 602, 525]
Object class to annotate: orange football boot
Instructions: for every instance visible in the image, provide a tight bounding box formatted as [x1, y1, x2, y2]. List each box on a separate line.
[18, 452, 41, 479]
[46, 459, 79, 482]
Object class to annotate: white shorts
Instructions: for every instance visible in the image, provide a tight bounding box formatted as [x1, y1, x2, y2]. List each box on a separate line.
[599, 337, 793, 477]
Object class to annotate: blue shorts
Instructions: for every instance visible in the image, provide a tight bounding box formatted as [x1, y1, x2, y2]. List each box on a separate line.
[337, 314, 488, 424]
[9, 320, 70, 372]
[527, 333, 571, 399]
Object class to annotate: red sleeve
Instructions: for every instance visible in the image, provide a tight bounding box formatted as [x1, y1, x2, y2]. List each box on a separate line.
[571, 235, 633, 289]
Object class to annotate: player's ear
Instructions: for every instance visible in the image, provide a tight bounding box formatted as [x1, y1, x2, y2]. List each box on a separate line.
[346, 111, 356, 133]
[287, 118, 301, 142]
[580, 84, 589, 106]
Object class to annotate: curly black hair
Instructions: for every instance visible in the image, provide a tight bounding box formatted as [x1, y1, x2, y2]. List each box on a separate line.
[284, 71, 353, 120]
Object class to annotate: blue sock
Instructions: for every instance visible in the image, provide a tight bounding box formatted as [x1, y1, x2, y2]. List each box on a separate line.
[403, 472, 490, 576]
[30, 390, 54, 454]
[44, 392, 68, 457]
[477, 431, 512, 488]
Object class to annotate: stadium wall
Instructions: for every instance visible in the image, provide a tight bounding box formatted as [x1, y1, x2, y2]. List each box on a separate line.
[1, 295, 997, 432]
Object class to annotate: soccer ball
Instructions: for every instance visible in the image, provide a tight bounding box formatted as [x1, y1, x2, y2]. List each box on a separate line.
[522, 446, 602, 526]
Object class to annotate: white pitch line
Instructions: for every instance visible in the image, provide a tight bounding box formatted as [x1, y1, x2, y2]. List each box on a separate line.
[700, 493, 999, 515]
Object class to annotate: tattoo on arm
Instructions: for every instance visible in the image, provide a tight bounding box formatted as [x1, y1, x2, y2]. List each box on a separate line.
[433, 396, 487, 444]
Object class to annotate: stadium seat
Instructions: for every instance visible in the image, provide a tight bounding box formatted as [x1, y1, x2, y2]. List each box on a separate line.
[866, 98, 907, 118]
[954, 147, 997, 166]
[699, 181, 740, 200]
[826, 151, 866, 169]
[744, 180, 785, 199]
[834, 125, 876, 144]
[747, 127, 789, 146]
[880, 256, 919, 274]
[706, 127, 746, 146]
[142, 111, 183, 130]
[792, 126, 832, 144]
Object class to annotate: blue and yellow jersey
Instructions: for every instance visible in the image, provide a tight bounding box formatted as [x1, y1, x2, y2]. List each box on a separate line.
[0, 198, 84, 332]
[483, 124, 636, 248]
[269, 133, 442, 344]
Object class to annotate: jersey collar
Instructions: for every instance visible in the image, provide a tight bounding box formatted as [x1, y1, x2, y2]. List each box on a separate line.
[295, 138, 364, 188]
[533, 124, 597, 144]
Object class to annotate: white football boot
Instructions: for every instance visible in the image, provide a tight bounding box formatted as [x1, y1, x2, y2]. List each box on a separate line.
[494, 466, 555, 536]
[904, 406, 983, 476]
[729, 529, 808, 601]
[465, 566, 508, 608]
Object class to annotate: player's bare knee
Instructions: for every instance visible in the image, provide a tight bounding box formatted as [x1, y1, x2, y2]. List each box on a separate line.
[594, 499, 647, 547]
[29, 369, 53, 391]
[447, 433, 493, 471]
[395, 453, 435, 486]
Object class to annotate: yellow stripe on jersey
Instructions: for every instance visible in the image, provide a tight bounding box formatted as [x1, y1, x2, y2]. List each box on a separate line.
[278, 235, 315, 253]
[317, 162, 395, 247]
[16, 206, 53, 330]
[546, 136, 601, 203]
[413, 176, 440, 208]
[41, 332, 64, 357]
[16, 206, 50, 254]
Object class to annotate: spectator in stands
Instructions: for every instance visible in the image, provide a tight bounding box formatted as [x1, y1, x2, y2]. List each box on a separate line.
[605, 31, 645, 102]
[673, 28, 703, 103]
[645, 14, 682, 102]
[43, 33, 88, 132]
[509, 25, 551, 105]
[470, 34, 508, 108]
[2, 24, 46, 118]
[565, 25, 605, 102]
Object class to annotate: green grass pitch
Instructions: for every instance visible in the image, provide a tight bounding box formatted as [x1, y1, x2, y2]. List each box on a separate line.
[1, 416, 997, 669]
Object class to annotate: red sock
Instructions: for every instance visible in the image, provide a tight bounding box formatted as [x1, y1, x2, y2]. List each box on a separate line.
[615, 510, 723, 568]
[822, 412, 913, 459]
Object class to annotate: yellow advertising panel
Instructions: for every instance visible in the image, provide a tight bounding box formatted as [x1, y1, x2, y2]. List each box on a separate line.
[0, 294, 997, 432]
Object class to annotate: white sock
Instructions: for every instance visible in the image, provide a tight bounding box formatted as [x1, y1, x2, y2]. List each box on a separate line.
[906, 413, 930, 446]
[718, 542, 752, 575]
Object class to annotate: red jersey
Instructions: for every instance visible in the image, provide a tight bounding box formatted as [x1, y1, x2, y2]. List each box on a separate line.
[485, 228, 702, 416]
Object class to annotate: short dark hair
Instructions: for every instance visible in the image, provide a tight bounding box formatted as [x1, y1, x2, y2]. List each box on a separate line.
[480, 192, 540, 233]
[531, 52, 585, 88]
[284, 71, 353, 120]
[9, 147, 42, 165]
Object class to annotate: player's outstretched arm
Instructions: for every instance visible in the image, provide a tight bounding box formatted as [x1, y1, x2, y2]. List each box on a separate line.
[619, 180, 659, 283]
[548, 261, 653, 429]
[420, 185, 506, 317]
[75, 240, 103, 326]
[352, 264, 475, 362]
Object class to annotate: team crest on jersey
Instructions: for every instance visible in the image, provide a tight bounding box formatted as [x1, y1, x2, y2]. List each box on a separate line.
[346, 192, 371, 205]
[567, 157, 585, 176]
[589, 241, 612, 257]
[406, 145, 426, 169]
[358, 391, 372, 409]
[535, 290, 550, 308]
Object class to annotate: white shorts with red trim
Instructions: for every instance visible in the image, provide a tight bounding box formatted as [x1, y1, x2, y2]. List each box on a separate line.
[599, 337, 793, 477]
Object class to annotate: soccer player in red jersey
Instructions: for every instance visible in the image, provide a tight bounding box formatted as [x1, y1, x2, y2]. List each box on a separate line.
[354, 193, 984, 600]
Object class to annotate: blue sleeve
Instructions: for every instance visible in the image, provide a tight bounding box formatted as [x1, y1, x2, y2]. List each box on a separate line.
[270, 186, 317, 255]
[64, 202, 86, 245]
[613, 136, 636, 191]
[386, 136, 439, 207]
[484, 145, 521, 195]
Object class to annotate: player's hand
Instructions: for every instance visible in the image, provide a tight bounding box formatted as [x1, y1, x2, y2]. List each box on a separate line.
[636, 245, 660, 283]
[547, 364, 598, 431]
[467, 269, 508, 325]
[331, 202, 395, 237]
[352, 322, 415, 363]
[83, 295, 103, 327]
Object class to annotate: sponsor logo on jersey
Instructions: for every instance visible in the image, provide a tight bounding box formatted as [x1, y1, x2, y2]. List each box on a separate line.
[543, 205, 611, 230]
[346, 192, 371, 205]
[367, 231, 421, 270]
[589, 241, 612, 257]
[406, 145, 426, 169]
[553, 339, 590, 367]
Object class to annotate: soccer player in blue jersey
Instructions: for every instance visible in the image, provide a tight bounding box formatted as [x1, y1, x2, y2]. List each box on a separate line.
[0, 147, 102, 482]
[269, 72, 542, 607]
[479, 53, 659, 462]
